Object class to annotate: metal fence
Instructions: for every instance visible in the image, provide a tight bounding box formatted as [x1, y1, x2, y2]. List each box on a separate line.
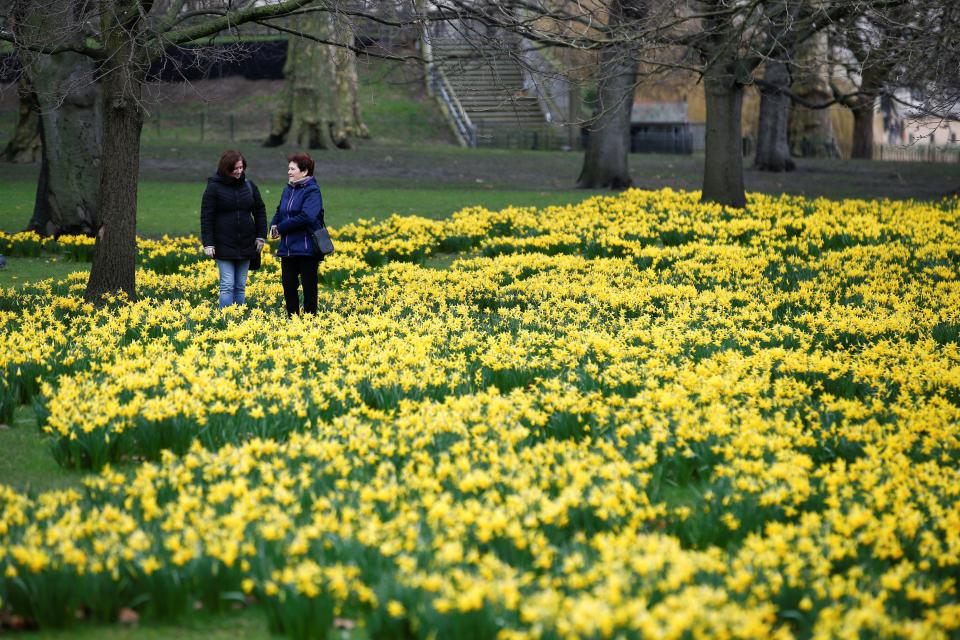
[142, 110, 272, 144]
[875, 144, 960, 163]
[476, 125, 579, 151]
[630, 130, 693, 155]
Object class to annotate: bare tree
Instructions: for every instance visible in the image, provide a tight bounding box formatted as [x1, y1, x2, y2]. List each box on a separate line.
[429, 0, 822, 205]
[828, 1, 953, 159]
[576, 1, 648, 189]
[754, 0, 849, 172]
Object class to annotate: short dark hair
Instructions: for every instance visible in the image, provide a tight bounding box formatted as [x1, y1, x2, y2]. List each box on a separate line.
[287, 152, 315, 177]
[217, 150, 247, 176]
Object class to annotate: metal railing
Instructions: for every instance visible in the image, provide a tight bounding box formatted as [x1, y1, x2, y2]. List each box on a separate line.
[427, 64, 477, 148]
[476, 124, 579, 151]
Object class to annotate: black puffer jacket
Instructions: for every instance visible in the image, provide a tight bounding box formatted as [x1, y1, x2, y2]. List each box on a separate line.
[200, 173, 267, 260]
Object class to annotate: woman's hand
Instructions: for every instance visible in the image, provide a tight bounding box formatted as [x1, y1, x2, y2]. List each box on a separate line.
[255, 238, 265, 252]
[203, 246, 216, 258]
[269, 225, 280, 240]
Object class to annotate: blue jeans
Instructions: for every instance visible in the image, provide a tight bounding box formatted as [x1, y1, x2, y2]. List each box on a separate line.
[216, 259, 250, 308]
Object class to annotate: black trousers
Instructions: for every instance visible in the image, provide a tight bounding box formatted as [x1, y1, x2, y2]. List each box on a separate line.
[280, 256, 320, 315]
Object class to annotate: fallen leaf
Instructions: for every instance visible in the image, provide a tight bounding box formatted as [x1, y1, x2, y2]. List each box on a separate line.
[118, 607, 140, 626]
[333, 617, 356, 630]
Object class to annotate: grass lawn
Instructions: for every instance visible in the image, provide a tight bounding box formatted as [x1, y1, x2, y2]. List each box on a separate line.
[18, 606, 279, 639]
[0, 178, 600, 236]
[2, 142, 956, 237]
[0, 255, 88, 289]
[0, 406, 84, 494]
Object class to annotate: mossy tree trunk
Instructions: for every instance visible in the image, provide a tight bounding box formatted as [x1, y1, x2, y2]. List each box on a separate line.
[15, 4, 102, 236]
[265, 13, 369, 149]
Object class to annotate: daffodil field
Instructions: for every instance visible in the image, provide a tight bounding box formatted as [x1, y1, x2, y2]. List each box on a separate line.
[1, 189, 959, 638]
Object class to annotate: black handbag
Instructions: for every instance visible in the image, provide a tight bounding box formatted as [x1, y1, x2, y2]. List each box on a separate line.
[311, 223, 335, 256]
[243, 182, 263, 270]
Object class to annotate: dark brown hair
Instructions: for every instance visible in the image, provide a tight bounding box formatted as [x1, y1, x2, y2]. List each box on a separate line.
[217, 150, 247, 176]
[287, 152, 315, 177]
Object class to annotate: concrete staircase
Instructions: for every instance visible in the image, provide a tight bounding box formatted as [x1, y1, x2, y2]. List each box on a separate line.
[430, 39, 549, 145]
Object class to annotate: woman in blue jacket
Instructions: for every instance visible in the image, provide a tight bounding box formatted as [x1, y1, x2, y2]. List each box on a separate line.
[269, 152, 324, 315]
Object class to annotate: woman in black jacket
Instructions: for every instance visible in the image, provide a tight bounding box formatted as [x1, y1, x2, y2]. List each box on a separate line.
[200, 150, 267, 308]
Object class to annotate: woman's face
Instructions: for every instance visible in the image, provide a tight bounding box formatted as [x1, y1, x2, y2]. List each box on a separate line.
[230, 159, 244, 179]
[288, 161, 309, 182]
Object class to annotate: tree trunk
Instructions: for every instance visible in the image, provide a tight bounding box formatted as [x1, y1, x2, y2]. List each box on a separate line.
[15, 7, 102, 235]
[27, 139, 52, 234]
[576, 1, 640, 189]
[85, 73, 142, 303]
[850, 97, 875, 159]
[789, 30, 840, 158]
[84, 15, 145, 304]
[265, 12, 367, 149]
[702, 69, 747, 208]
[754, 61, 795, 172]
[28, 55, 103, 235]
[3, 75, 42, 163]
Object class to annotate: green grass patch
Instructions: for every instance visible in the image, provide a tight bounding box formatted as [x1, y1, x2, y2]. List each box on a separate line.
[0, 256, 89, 289]
[0, 180, 596, 237]
[0, 180, 38, 228]
[22, 606, 278, 640]
[0, 406, 87, 493]
[356, 59, 453, 146]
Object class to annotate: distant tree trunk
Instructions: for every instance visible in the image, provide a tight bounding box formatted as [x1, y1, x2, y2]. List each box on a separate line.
[84, 21, 145, 303]
[754, 60, 795, 172]
[845, 68, 886, 160]
[265, 13, 368, 149]
[789, 30, 840, 158]
[3, 75, 42, 163]
[576, 0, 643, 189]
[575, 51, 636, 188]
[702, 64, 747, 207]
[16, 13, 102, 235]
[850, 96, 875, 159]
[28, 55, 102, 235]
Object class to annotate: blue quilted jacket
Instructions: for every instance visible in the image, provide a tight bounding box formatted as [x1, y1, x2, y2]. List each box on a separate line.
[270, 177, 324, 257]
